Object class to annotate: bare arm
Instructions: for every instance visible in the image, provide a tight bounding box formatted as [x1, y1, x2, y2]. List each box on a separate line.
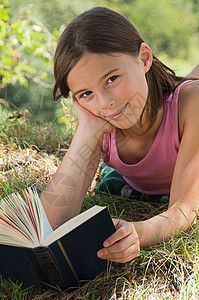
[97, 81, 199, 262]
[41, 100, 114, 229]
[134, 82, 199, 247]
[41, 125, 101, 229]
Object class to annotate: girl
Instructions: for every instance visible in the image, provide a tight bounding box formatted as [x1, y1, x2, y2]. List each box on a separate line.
[41, 7, 199, 263]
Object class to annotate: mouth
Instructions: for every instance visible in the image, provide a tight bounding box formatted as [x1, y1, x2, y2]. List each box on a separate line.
[107, 103, 128, 120]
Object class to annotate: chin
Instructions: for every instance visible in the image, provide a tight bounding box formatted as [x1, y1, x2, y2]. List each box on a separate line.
[114, 121, 137, 130]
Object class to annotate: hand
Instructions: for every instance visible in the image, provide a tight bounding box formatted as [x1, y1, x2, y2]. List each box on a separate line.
[73, 97, 114, 135]
[97, 219, 140, 263]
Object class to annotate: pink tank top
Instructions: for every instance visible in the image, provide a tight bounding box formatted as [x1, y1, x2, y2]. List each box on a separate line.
[102, 81, 190, 195]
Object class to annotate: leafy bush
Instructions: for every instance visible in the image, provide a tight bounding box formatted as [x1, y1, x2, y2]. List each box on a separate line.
[0, 0, 58, 89]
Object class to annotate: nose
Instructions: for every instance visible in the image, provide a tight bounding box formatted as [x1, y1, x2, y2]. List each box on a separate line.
[98, 91, 115, 110]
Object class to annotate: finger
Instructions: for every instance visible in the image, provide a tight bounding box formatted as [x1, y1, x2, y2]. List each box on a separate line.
[112, 218, 121, 229]
[98, 232, 139, 261]
[107, 244, 139, 260]
[103, 222, 134, 247]
[98, 243, 140, 263]
[72, 95, 78, 104]
[106, 232, 138, 253]
[72, 97, 81, 110]
[107, 249, 140, 263]
[72, 98, 80, 114]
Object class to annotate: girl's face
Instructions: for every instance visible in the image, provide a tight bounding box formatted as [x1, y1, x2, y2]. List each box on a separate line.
[67, 43, 152, 130]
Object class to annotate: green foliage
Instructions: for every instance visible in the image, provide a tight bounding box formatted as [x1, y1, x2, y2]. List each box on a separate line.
[1, 0, 199, 122]
[0, 0, 58, 90]
[22, 0, 198, 60]
[0, 0, 63, 121]
[27, 0, 95, 31]
[2, 80, 56, 122]
[103, 0, 197, 59]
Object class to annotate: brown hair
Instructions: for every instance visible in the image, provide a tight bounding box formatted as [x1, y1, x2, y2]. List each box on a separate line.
[53, 6, 184, 127]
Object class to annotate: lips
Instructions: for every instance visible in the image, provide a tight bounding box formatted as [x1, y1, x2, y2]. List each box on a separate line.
[108, 104, 128, 120]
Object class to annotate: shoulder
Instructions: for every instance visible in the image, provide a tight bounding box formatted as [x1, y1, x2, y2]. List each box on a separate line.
[179, 80, 199, 99]
[178, 80, 199, 139]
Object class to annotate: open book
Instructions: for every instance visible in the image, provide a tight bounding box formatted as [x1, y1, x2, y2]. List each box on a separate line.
[0, 188, 116, 289]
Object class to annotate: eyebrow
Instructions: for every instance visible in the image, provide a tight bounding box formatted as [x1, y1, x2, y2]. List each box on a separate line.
[73, 68, 120, 97]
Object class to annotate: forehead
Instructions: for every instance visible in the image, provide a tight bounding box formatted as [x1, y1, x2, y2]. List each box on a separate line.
[67, 52, 131, 91]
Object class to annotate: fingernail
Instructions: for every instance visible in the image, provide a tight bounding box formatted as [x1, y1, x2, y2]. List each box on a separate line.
[104, 241, 109, 247]
[97, 250, 103, 257]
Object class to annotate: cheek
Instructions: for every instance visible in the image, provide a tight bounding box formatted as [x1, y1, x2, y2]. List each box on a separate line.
[117, 81, 147, 102]
[117, 72, 147, 99]
[122, 77, 148, 112]
[129, 76, 148, 103]
[79, 101, 100, 116]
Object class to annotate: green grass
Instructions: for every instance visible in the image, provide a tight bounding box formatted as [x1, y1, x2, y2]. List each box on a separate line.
[0, 103, 71, 157]
[0, 105, 199, 299]
[0, 276, 33, 300]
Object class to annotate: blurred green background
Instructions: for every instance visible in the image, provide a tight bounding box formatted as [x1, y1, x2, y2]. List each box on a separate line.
[0, 0, 198, 123]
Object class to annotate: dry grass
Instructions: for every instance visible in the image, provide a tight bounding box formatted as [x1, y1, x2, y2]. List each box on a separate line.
[0, 119, 199, 299]
[0, 143, 60, 194]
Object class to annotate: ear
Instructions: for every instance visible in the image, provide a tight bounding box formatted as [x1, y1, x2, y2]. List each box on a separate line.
[139, 42, 153, 73]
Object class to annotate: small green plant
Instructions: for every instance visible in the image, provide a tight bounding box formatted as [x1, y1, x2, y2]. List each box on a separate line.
[0, 276, 32, 300]
[0, 109, 199, 299]
[0, 0, 58, 90]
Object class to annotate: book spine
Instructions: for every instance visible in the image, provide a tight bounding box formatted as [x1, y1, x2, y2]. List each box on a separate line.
[25, 248, 50, 286]
[48, 240, 80, 288]
[32, 247, 68, 288]
[57, 240, 79, 282]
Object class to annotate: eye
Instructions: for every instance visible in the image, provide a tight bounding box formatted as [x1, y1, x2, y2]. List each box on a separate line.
[80, 91, 92, 99]
[107, 75, 118, 84]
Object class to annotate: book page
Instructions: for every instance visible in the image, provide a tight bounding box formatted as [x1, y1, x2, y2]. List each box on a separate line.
[43, 206, 105, 246]
[35, 190, 53, 242]
[0, 188, 52, 248]
[0, 190, 106, 248]
[0, 191, 40, 247]
[0, 222, 35, 248]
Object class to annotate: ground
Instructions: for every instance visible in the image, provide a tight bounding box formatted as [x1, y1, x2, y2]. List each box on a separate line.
[0, 117, 198, 299]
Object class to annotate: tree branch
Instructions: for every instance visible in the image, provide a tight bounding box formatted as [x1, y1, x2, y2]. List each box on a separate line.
[0, 63, 53, 89]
